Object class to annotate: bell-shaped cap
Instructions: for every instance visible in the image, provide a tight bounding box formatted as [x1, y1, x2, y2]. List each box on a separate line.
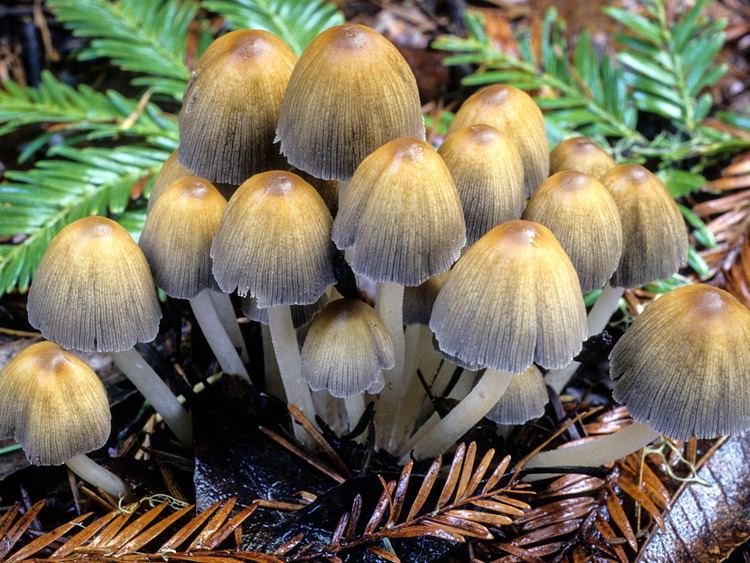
[611, 284, 750, 440]
[178, 30, 296, 184]
[293, 169, 339, 217]
[438, 124, 524, 245]
[602, 164, 688, 287]
[277, 24, 424, 181]
[243, 294, 329, 328]
[403, 272, 448, 326]
[28, 217, 162, 352]
[549, 137, 615, 179]
[448, 85, 548, 197]
[301, 298, 394, 397]
[148, 150, 193, 212]
[211, 171, 336, 306]
[0, 342, 110, 465]
[430, 220, 587, 372]
[333, 137, 466, 286]
[140, 176, 227, 299]
[523, 171, 623, 291]
[487, 365, 549, 425]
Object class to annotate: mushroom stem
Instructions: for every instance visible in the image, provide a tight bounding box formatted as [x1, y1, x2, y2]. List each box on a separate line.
[65, 454, 130, 498]
[261, 324, 285, 399]
[207, 290, 249, 362]
[111, 349, 193, 446]
[313, 390, 346, 434]
[189, 289, 250, 381]
[417, 360, 458, 423]
[410, 369, 511, 459]
[344, 395, 366, 432]
[387, 324, 427, 452]
[267, 304, 317, 447]
[523, 422, 660, 481]
[373, 282, 406, 451]
[545, 283, 625, 393]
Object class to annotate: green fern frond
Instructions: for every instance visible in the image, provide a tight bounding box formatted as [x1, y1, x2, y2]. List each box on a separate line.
[0, 145, 170, 293]
[48, 0, 196, 99]
[203, 0, 344, 55]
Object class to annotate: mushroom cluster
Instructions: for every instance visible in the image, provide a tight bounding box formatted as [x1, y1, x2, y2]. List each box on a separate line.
[4, 21, 750, 495]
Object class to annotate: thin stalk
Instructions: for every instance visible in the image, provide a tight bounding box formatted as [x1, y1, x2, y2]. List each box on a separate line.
[387, 324, 425, 452]
[261, 324, 285, 400]
[65, 454, 130, 498]
[208, 290, 249, 362]
[344, 395, 366, 431]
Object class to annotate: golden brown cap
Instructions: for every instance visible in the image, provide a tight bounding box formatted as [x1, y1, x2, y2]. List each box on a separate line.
[140, 176, 227, 299]
[448, 85, 548, 197]
[277, 24, 424, 181]
[601, 164, 688, 287]
[211, 171, 336, 306]
[28, 217, 162, 352]
[178, 30, 296, 184]
[301, 298, 394, 397]
[523, 171, 623, 291]
[243, 294, 329, 328]
[333, 137, 466, 286]
[430, 220, 587, 372]
[403, 272, 448, 326]
[438, 124, 524, 245]
[0, 342, 110, 465]
[611, 284, 750, 439]
[487, 365, 549, 424]
[293, 169, 340, 217]
[549, 137, 616, 179]
[147, 150, 193, 212]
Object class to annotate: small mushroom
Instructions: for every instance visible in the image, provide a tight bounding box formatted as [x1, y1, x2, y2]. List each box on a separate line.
[148, 150, 193, 212]
[487, 365, 549, 425]
[549, 137, 616, 179]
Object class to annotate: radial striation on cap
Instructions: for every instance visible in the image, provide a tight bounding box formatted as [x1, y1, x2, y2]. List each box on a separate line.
[301, 298, 395, 397]
[140, 176, 227, 299]
[28, 217, 162, 352]
[277, 24, 425, 181]
[403, 272, 449, 326]
[430, 220, 587, 373]
[333, 137, 466, 286]
[179, 30, 296, 184]
[211, 171, 336, 307]
[523, 171, 623, 291]
[602, 164, 688, 288]
[243, 294, 329, 328]
[0, 342, 111, 465]
[439, 124, 524, 245]
[147, 150, 193, 212]
[448, 85, 548, 197]
[611, 284, 750, 440]
[487, 365, 549, 425]
[549, 137, 616, 180]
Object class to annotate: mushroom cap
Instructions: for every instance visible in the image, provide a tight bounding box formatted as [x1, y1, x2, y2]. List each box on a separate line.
[602, 164, 688, 287]
[611, 284, 750, 440]
[0, 341, 110, 465]
[301, 298, 394, 397]
[332, 137, 466, 286]
[211, 171, 336, 306]
[147, 150, 193, 212]
[430, 220, 587, 372]
[549, 137, 616, 179]
[438, 124, 524, 245]
[403, 271, 449, 326]
[448, 85, 548, 197]
[27, 217, 162, 352]
[523, 171, 623, 291]
[487, 365, 549, 425]
[140, 176, 227, 299]
[178, 30, 296, 184]
[293, 169, 340, 217]
[277, 24, 425, 181]
[243, 293, 329, 328]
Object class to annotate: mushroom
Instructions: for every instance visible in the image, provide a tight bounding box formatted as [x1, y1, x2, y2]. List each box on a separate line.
[0, 342, 129, 498]
[410, 220, 586, 458]
[277, 24, 424, 181]
[549, 137, 616, 179]
[332, 137, 466, 450]
[438, 124, 524, 245]
[147, 150, 192, 212]
[139, 176, 249, 380]
[211, 171, 336, 443]
[487, 365, 549, 425]
[178, 30, 296, 184]
[526, 284, 750, 475]
[27, 216, 192, 446]
[448, 84, 548, 197]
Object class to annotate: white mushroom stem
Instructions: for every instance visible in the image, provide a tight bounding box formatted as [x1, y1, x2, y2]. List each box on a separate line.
[111, 349, 193, 446]
[344, 395, 366, 432]
[267, 304, 317, 448]
[545, 283, 626, 394]
[417, 359, 456, 422]
[410, 369, 512, 459]
[313, 390, 346, 434]
[373, 282, 406, 450]
[523, 422, 660, 481]
[65, 454, 130, 498]
[189, 289, 250, 381]
[261, 324, 285, 400]
[207, 290, 249, 362]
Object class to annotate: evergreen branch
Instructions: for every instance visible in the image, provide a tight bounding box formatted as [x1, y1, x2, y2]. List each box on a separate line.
[203, 0, 344, 55]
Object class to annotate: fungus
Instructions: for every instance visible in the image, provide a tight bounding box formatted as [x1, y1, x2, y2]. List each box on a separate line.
[147, 150, 192, 212]
[487, 365, 549, 425]
[549, 137, 616, 179]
